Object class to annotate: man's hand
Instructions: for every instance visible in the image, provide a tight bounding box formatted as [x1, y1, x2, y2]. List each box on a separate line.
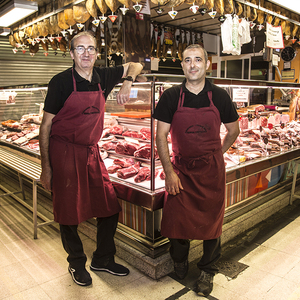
[165, 170, 184, 195]
[40, 166, 52, 191]
[116, 81, 132, 105]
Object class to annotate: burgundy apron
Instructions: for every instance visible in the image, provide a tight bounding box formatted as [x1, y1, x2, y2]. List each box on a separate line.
[160, 88, 225, 240]
[49, 69, 121, 225]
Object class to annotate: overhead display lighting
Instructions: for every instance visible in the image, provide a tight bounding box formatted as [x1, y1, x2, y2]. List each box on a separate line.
[0, 0, 38, 27]
[268, 0, 300, 15]
[0, 27, 10, 36]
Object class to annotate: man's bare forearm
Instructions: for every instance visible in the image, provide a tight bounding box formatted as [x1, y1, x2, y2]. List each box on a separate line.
[156, 134, 174, 176]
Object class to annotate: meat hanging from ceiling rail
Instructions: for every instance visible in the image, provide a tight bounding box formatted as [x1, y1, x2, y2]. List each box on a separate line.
[224, 0, 233, 14]
[86, 0, 98, 18]
[95, 0, 108, 14]
[73, 4, 90, 23]
[214, 0, 224, 16]
[234, 2, 243, 17]
[246, 0, 257, 21]
[64, 7, 76, 26]
[205, 0, 214, 10]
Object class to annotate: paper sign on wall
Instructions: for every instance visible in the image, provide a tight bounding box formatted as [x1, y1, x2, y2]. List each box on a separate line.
[266, 22, 284, 49]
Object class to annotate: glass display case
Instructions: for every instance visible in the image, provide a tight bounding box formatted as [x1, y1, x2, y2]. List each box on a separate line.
[1, 75, 300, 263]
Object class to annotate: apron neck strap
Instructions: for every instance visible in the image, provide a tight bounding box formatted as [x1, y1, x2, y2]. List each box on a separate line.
[72, 68, 77, 92]
[207, 91, 212, 104]
[178, 87, 185, 109]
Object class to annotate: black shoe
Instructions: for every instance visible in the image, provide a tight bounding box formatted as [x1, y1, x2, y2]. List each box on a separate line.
[193, 270, 214, 297]
[174, 259, 189, 280]
[68, 266, 92, 286]
[90, 260, 129, 276]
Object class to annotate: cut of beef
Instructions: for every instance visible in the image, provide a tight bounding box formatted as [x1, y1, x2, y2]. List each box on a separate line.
[134, 144, 158, 159]
[115, 140, 139, 156]
[146, 169, 159, 180]
[110, 125, 124, 135]
[140, 127, 151, 140]
[160, 170, 166, 180]
[134, 167, 151, 183]
[100, 141, 116, 150]
[107, 164, 122, 174]
[122, 130, 144, 139]
[113, 158, 135, 168]
[117, 162, 140, 179]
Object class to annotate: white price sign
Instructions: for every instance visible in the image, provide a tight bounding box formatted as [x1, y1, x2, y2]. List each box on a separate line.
[266, 22, 284, 49]
[232, 88, 249, 103]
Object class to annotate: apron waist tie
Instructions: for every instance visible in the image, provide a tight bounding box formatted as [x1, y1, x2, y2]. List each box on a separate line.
[50, 136, 98, 166]
[174, 148, 221, 169]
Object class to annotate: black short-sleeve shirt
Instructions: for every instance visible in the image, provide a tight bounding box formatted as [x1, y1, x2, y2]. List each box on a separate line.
[153, 78, 239, 124]
[44, 65, 124, 115]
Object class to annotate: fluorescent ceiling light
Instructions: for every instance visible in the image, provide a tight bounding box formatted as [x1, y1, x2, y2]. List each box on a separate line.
[268, 0, 300, 15]
[0, 27, 10, 36]
[0, 0, 38, 27]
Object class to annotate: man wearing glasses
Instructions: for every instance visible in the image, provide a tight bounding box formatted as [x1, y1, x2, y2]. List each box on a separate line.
[39, 31, 143, 286]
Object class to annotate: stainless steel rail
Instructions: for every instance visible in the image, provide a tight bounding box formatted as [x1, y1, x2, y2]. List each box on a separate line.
[0, 147, 54, 239]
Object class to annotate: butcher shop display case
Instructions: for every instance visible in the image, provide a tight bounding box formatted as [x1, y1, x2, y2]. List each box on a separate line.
[1, 76, 300, 261]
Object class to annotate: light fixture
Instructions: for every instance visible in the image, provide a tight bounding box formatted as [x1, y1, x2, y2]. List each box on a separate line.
[0, 0, 38, 27]
[268, 0, 300, 15]
[0, 27, 10, 36]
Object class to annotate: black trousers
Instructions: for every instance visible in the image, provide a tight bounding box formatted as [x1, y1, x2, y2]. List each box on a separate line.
[169, 237, 221, 275]
[60, 213, 119, 269]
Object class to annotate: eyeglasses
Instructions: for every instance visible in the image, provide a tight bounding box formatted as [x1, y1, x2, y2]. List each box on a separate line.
[74, 46, 96, 55]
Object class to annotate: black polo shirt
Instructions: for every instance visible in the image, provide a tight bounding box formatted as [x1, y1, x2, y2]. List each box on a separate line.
[44, 65, 124, 115]
[153, 78, 239, 124]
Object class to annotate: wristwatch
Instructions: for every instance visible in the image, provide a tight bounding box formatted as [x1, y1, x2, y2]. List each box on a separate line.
[124, 76, 134, 82]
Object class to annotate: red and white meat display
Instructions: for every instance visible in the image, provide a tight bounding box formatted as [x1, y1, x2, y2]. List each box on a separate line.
[134, 144, 159, 159]
[115, 140, 139, 156]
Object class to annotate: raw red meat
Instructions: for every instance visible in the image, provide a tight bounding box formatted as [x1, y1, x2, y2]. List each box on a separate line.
[101, 141, 116, 150]
[261, 117, 268, 127]
[117, 162, 140, 179]
[107, 164, 122, 174]
[122, 130, 144, 139]
[239, 117, 248, 130]
[110, 125, 124, 135]
[134, 167, 151, 183]
[134, 144, 159, 159]
[115, 140, 139, 156]
[101, 127, 111, 139]
[140, 128, 151, 140]
[146, 169, 159, 180]
[113, 158, 135, 168]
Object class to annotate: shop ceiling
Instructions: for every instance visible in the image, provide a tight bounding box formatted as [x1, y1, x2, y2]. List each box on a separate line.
[1, 0, 300, 36]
